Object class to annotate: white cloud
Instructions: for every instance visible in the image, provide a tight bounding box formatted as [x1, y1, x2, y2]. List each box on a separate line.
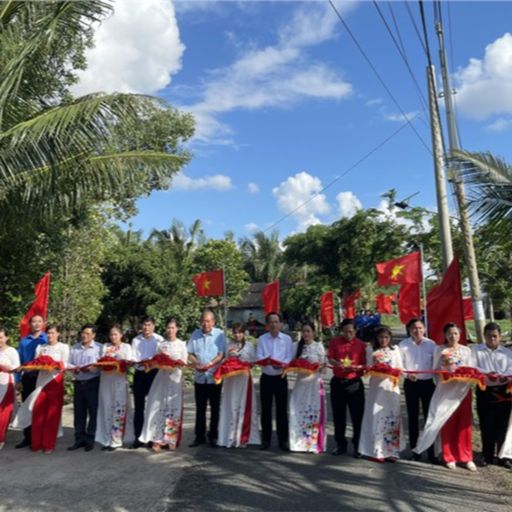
[71, 0, 184, 96]
[455, 33, 512, 120]
[365, 98, 384, 107]
[172, 173, 233, 191]
[185, 2, 354, 144]
[385, 111, 421, 123]
[376, 199, 431, 232]
[337, 191, 362, 218]
[244, 222, 260, 233]
[485, 117, 512, 133]
[272, 171, 331, 231]
[247, 182, 260, 194]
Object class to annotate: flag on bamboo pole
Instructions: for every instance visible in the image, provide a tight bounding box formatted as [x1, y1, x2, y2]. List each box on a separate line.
[376, 252, 422, 287]
[398, 282, 421, 325]
[20, 272, 51, 338]
[262, 281, 280, 314]
[192, 270, 225, 296]
[427, 258, 467, 345]
[463, 297, 474, 320]
[343, 289, 361, 319]
[320, 291, 335, 327]
[376, 293, 393, 314]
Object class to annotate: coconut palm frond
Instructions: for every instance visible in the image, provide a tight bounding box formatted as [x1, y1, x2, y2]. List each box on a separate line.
[450, 149, 512, 230]
[452, 149, 512, 185]
[0, 1, 113, 127]
[0, 151, 186, 228]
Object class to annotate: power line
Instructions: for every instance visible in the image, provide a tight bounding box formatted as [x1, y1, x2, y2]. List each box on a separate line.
[445, 0, 463, 147]
[328, 0, 431, 154]
[404, 0, 428, 57]
[387, 1, 407, 60]
[373, 0, 429, 114]
[263, 114, 420, 233]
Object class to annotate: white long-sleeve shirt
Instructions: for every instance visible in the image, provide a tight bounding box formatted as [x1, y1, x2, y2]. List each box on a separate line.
[256, 331, 294, 376]
[399, 336, 436, 380]
[471, 344, 512, 386]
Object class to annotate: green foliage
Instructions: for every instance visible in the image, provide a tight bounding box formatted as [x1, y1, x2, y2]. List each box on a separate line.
[284, 209, 410, 294]
[48, 209, 115, 342]
[453, 149, 512, 234]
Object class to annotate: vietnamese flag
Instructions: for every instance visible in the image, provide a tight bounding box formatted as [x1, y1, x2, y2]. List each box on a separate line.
[192, 270, 224, 296]
[20, 272, 51, 338]
[376, 252, 422, 287]
[427, 258, 466, 345]
[398, 282, 421, 325]
[463, 297, 474, 320]
[343, 289, 361, 319]
[320, 291, 335, 327]
[376, 293, 393, 314]
[262, 280, 280, 314]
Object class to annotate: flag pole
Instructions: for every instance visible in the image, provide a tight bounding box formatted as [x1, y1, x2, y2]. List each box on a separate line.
[222, 268, 228, 329]
[420, 244, 428, 334]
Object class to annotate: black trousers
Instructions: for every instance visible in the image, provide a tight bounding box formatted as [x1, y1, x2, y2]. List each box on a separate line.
[330, 377, 365, 449]
[260, 374, 289, 446]
[21, 373, 38, 442]
[476, 385, 512, 462]
[194, 383, 222, 442]
[133, 369, 157, 438]
[404, 378, 436, 456]
[73, 377, 100, 444]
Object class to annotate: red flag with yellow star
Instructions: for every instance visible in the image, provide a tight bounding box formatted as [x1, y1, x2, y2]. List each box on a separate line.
[192, 270, 224, 296]
[375, 251, 422, 287]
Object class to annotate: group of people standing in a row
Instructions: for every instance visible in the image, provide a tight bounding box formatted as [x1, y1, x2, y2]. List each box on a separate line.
[0, 311, 511, 472]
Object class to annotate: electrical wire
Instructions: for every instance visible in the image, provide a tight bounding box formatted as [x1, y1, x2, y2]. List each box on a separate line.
[328, 0, 431, 154]
[445, 0, 463, 147]
[404, 0, 428, 58]
[373, 0, 428, 114]
[262, 114, 420, 233]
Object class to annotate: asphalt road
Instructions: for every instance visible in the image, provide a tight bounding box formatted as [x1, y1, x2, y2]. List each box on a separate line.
[1, 382, 511, 512]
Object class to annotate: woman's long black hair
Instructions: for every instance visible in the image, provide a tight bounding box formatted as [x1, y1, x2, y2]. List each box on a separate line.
[296, 321, 316, 358]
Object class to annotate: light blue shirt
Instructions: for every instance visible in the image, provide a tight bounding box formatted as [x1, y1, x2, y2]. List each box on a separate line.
[187, 327, 226, 384]
[68, 341, 102, 381]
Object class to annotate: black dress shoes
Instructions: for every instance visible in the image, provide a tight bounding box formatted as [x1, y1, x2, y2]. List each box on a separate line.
[499, 459, 512, 469]
[130, 440, 144, 449]
[68, 441, 86, 451]
[259, 442, 270, 451]
[353, 451, 363, 459]
[15, 439, 31, 449]
[101, 446, 116, 452]
[332, 445, 347, 456]
[84, 443, 94, 452]
[279, 443, 290, 452]
[188, 439, 206, 448]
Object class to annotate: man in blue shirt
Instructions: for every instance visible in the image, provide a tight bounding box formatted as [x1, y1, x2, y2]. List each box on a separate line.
[67, 323, 102, 452]
[187, 309, 226, 447]
[15, 314, 47, 449]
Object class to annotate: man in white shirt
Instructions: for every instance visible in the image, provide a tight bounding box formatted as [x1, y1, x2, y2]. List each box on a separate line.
[131, 316, 163, 448]
[399, 318, 437, 463]
[472, 322, 512, 468]
[256, 312, 294, 451]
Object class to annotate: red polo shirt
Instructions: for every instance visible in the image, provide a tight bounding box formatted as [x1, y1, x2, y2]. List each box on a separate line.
[327, 336, 367, 379]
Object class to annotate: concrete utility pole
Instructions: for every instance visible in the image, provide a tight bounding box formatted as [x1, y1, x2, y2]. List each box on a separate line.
[435, 19, 485, 342]
[426, 64, 453, 272]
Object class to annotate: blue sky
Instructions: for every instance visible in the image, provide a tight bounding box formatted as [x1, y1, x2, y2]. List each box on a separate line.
[72, 1, 512, 240]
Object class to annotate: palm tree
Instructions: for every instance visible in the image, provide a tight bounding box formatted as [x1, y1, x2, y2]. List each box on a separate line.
[149, 219, 204, 263]
[452, 149, 512, 232]
[0, 1, 192, 228]
[240, 230, 284, 282]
